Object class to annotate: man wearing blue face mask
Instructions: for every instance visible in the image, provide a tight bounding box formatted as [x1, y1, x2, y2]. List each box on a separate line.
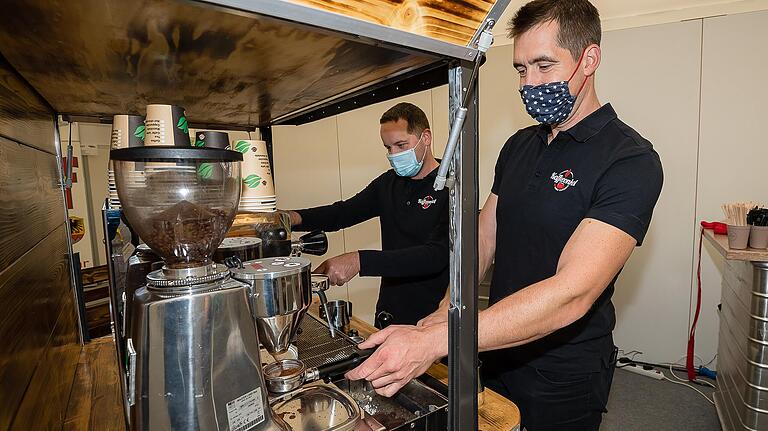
[286, 102, 449, 327]
[345, 1, 664, 430]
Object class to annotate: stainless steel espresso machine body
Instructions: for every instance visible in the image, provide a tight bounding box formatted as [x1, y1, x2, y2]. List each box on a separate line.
[131, 265, 286, 431]
[112, 146, 288, 431]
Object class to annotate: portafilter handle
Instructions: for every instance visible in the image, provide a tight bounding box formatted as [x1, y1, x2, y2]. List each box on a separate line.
[304, 348, 376, 383]
[312, 274, 336, 338]
[293, 230, 328, 256]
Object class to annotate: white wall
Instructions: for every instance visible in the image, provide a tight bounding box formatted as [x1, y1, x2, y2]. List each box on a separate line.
[78, 123, 112, 266]
[695, 10, 768, 367]
[597, 20, 703, 365]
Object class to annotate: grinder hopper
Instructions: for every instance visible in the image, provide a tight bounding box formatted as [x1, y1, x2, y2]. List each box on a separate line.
[231, 257, 312, 354]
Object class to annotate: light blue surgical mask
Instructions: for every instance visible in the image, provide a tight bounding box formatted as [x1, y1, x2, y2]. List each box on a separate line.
[387, 134, 426, 177]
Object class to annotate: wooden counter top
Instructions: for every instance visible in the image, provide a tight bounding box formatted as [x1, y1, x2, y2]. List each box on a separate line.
[343, 314, 521, 431]
[703, 229, 768, 262]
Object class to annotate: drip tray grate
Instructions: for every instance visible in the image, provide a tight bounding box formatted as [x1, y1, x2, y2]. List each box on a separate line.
[296, 314, 359, 370]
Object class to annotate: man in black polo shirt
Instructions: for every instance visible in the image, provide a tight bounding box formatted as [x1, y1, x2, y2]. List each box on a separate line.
[287, 102, 449, 326]
[346, 1, 663, 430]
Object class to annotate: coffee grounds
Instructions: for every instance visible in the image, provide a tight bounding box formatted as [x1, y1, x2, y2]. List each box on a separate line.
[266, 362, 302, 378]
[147, 200, 227, 267]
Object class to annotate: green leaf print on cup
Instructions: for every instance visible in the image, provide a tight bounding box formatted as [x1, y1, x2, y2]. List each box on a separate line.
[177, 117, 189, 134]
[243, 174, 263, 189]
[133, 125, 146, 141]
[194, 138, 205, 147]
[198, 163, 213, 179]
[235, 140, 250, 154]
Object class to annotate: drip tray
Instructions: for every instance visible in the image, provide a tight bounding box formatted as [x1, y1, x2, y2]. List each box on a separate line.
[333, 378, 448, 431]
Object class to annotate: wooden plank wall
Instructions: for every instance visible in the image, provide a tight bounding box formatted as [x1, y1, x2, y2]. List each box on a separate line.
[0, 137, 66, 269]
[285, 0, 497, 46]
[0, 55, 80, 431]
[0, 55, 58, 152]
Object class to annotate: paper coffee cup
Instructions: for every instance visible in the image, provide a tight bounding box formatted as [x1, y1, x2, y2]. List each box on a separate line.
[192, 131, 230, 182]
[111, 115, 146, 149]
[144, 104, 191, 147]
[194, 131, 229, 149]
[110, 114, 147, 203]
[232, 140, 275, 198]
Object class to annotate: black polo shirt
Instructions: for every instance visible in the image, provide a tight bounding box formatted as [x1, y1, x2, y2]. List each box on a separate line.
[295, 166, 449, 325]
[489, 104, 663, 373]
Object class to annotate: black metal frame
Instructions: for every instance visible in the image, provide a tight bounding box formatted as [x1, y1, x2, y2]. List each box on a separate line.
[273, 62, 451, 126]
[110, 146, 243, 162]
[447, 61, 480, 430]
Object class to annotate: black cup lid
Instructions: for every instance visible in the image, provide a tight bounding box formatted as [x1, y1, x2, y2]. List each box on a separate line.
[111, 146, 242, 162]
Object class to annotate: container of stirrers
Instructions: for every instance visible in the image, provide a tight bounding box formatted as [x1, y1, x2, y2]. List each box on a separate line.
[722, 201, 759, 250]
[748, 207, 768, 249]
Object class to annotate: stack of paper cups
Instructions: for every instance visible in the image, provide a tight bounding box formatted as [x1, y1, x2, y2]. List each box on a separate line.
[193, 131, 229, 182]
[109, 114, 145, 209]
[144, 104, 193, 172]
[232, 140, 276, 212]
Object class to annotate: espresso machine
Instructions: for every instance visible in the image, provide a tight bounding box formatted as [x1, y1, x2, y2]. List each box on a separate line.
[111, 146, 288, 431]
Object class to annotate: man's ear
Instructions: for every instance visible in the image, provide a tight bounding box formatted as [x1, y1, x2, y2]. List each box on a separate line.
[422, 128, 433, 147]
[583, 44, 601, 77]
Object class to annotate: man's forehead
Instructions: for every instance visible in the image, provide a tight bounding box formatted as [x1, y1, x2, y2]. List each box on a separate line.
[381, 118, 409, 130]
[512, 21, 568, 63]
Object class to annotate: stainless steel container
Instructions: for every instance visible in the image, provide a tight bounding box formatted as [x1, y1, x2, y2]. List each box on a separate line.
[230, 257, 312, 355]
[213, 236, 262, 264]
[263, 359, 306, 394]
[271, 385, 361, 431]
[715, 260, 768, 430]
[128, 264, 288, 431]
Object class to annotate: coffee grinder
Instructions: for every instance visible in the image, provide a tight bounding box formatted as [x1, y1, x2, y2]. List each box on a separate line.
[111, 146, 287, 431]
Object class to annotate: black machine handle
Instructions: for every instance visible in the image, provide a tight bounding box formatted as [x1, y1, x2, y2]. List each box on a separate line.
[297, 230, 328, 256]
[375, 311, 394, 329]
[316, 348, 375, 380]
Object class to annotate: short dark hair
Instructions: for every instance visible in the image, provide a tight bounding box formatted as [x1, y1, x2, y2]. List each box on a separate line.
[508, 0, 601, 60]
[380, 102, 430, 136]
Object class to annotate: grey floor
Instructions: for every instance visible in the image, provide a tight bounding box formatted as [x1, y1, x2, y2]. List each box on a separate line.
[601, 368, 721, 430]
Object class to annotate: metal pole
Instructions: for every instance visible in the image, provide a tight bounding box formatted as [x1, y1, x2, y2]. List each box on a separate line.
[53, 117, 87, 344]
[447, 61, 479, 431]
[259, 126, 274, 179]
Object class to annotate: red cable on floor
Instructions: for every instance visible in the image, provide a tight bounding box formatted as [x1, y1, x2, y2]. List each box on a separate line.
[687, 227, 704, 381]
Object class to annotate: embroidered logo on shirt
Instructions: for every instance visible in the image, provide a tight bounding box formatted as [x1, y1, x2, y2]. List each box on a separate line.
[551, 170, 578, 192]
[418, 196, 437, 209]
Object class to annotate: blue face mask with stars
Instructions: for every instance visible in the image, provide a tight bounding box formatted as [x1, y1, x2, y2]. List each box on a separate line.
[519, 50, 588, 125]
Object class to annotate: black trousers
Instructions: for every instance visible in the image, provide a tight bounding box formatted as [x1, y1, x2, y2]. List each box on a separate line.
[483, 357, 616, 431]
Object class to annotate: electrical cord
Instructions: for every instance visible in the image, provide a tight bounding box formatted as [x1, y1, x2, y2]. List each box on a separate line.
[661, 370, 715, 405]
[617, 356, 717, 388]
[668, 364, 716, 388]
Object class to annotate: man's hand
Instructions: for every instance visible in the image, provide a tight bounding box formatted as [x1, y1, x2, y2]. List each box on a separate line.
[417, 285, 450, 327]
[416, 304, 448, 327]
[345, 323, 447, 397]
[284, 210, 302, 226]
[313, 252, 361, 285]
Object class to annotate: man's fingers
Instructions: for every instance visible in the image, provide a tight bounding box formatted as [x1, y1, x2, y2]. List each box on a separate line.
[313, 261, 329, 274]
[369, 371, 405, 390]
[345, 350, 386, 381]
[356, 326, 397, 350]
[375, 382, 405, 398]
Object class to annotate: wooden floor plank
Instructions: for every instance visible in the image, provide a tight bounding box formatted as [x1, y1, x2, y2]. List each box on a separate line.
[63, 337, 126, 431]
